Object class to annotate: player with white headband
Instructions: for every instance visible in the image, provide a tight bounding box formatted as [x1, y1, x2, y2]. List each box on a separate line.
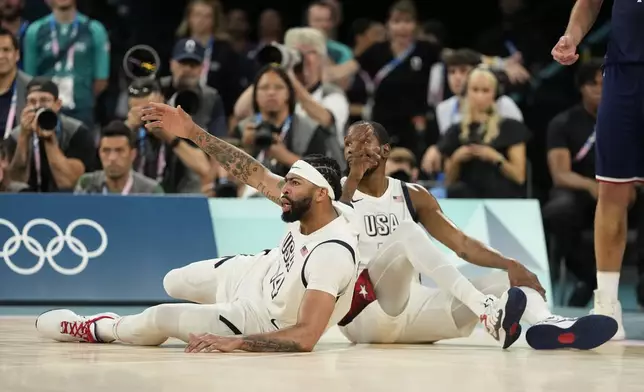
[36, 102, 364, 353]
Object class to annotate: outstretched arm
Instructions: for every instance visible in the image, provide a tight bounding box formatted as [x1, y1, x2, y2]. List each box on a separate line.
[565, 0, 604, 46]
[142, 102, 284, 205]
[409, 185, 545, 297]
[189, 125, 284, 205]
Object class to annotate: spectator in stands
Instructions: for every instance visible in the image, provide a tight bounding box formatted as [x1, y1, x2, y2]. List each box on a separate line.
[226, 8, 253, 56]
[421, 49, 524, 174]
[160, 38, 226, 137]
[23, 0, 109, 128]
[441, 67, 529, 198]
[0, 27, 30, 140]
[346, 18, 385, 124]
[0, 0, 28, 69]
[235, 28, 349, 149]
[306, 1, 352, 65]
[320, 0, 342, 40]
[0, 139, 26, 192]
[6, 77, 96, 192]
[386, 147, 419, 183]
[124, 78, 210, 194]
[75, 120, 163, 195]
[233, 64, 344, 176]
[543, 59, 644, 307]
[326, 0, 440, 157]
[248, 9, 284, 61]
[176, 0, 245, 117]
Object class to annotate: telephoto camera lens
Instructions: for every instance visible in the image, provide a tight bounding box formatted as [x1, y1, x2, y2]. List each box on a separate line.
[174, 89, 200, 115]
[35, 108, 58, 130]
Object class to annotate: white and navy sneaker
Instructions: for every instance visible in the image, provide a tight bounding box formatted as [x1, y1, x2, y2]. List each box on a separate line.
[35, 309, 118, 343]
[525, 315, 618, 350]
[480, 287, 527, 349]
[591, 290, 626, 340]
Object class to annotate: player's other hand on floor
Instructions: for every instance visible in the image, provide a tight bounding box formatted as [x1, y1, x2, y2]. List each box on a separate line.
[507, 260, 546, 300]
[185, 333, 243, 353]
[551, 35, 579, 65]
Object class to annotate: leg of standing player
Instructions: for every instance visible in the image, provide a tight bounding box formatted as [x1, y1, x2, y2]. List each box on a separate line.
[592, 65, 644, 340]
[365, 220, 526, 348]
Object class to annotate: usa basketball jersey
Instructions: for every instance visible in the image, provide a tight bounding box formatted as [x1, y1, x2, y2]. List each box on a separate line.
[342, 177, 418, 271]
[262, 202, 359, 329]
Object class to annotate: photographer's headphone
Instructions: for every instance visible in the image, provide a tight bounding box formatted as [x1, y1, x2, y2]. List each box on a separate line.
[459, 65, 503, 101]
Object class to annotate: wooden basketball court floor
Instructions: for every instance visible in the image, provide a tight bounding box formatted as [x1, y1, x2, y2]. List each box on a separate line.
[2, 310, 644, 392]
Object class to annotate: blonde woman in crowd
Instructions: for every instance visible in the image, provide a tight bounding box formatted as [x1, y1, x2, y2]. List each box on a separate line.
[441, 67, 530, 198]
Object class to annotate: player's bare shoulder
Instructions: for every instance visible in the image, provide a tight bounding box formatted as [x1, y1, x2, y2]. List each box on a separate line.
[404, 182, 440, 212]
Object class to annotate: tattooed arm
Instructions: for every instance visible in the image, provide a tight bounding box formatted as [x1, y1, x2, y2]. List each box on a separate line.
[239, 288, 337, 352]
[187, 123, 284, 205]
[141, 103, 285, 204]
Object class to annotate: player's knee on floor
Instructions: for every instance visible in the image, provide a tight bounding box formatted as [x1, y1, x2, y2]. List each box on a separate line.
[163, 268, 186, 299]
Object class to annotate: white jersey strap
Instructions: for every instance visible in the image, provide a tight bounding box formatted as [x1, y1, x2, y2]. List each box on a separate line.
[400, 182, 419, 222]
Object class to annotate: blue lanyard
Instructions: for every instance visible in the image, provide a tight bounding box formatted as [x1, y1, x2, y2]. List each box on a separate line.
[17, 21, 28, 41]
[504, 40, 518, 56]
[4, 80, 18, 139]
[254, 114, 292, 139]
[49, 14, 80, 69]
[373, 42, 417, 88]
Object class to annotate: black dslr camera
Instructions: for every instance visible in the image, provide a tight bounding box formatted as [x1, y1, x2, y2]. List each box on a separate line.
[254, 122, 282, 149]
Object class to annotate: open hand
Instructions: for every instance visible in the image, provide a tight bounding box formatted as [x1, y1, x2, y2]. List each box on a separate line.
[185, 333, 243, 353]
[507, 261, 546, 299]
[141, 102, 195, 140]
[551, 35, 579, 65]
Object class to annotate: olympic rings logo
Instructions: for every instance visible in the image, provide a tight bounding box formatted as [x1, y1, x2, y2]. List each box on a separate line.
[0, 218, 108, 275]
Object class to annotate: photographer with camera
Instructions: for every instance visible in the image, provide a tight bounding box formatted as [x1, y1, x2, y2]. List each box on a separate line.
[234, 27, 349, 148]
[159, 38, 227, 137]
[124, 78, 210, 194]
[233, 63, 344, 176]
[6, 77, 96, 192]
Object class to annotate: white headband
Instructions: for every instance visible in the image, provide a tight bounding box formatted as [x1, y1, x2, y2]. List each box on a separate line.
[287, 160, 335, 200]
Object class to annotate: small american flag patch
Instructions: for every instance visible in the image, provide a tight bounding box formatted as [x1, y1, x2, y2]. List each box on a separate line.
[393, 195, 403, 202]
[301, 246, 309, 256]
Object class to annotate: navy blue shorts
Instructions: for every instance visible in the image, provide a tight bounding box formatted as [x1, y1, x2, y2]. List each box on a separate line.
[595, 64, 644, 182]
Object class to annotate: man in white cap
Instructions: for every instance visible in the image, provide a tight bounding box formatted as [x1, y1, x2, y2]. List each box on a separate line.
[35, 102, 361, 353]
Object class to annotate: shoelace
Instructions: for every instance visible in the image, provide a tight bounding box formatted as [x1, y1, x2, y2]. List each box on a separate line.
[60, 320, 92, 341]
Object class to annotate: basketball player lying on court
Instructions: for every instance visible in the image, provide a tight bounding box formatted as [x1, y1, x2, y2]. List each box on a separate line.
[36, 102, 361, 352]
[338, 121, 618, 350]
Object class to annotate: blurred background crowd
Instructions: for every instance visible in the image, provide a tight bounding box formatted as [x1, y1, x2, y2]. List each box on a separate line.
[1, 0, 641, 308]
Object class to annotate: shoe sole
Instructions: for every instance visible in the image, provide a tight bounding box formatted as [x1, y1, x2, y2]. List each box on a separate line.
[526, 315, 619, 350]
[501, 287, 527, 349]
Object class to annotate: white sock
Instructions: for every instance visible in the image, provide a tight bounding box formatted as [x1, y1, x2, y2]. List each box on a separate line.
[597, 271, 620, 301]
[398, 222, 487, 316]
[519, 287, 552, 325]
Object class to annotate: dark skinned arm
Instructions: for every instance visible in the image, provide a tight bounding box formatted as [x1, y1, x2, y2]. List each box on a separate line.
[408, 184, 514, 270]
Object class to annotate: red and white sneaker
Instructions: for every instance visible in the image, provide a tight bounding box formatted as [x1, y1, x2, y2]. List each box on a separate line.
[35, 309, 118, 343]
[480, 287, 527, 349]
